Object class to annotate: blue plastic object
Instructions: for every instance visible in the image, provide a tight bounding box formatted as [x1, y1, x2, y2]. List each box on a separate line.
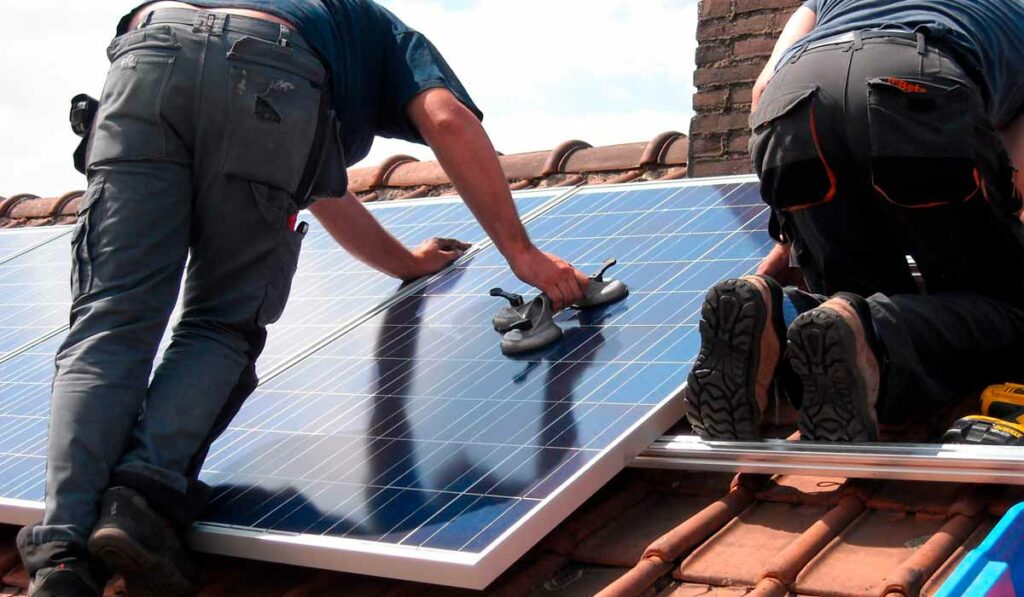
[938, 502, 1024, 596]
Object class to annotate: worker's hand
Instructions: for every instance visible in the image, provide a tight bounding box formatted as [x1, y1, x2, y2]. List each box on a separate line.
[404, 237, 471, 281]
[509, 247, 590, 310]
[757, 242, 805, 288]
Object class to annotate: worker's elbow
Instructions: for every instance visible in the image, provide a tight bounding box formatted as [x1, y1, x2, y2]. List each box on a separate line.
[410, 89, 473, 139]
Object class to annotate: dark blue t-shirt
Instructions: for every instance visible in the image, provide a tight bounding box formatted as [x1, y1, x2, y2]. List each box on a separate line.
[783, 0, 1024, 129]
[120, 0, 481, 174]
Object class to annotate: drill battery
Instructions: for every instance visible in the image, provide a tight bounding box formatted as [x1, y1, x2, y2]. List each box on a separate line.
[943, 383, 1024, 446]
[942, 415, 1024, 446]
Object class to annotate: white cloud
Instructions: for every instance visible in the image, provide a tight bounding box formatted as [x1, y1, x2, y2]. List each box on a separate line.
[0, 0, 698, 196]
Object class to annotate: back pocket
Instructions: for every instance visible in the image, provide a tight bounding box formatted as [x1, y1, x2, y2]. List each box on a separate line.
[867, 77, 978, 208]
[750, 85, 837, 213]
[222, 36, 324, 195]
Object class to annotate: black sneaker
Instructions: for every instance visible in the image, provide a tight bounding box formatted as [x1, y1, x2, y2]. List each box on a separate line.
[786, 295, 882, 442]
[684, 276, 786, 440]
[87, 487, 199, 597]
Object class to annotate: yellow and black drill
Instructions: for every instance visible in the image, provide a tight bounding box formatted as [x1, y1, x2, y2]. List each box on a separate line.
[942, 383, 1024, 446]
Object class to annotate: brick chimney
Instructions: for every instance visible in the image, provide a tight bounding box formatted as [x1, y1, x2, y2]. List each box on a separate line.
[687, 0, 803, 178]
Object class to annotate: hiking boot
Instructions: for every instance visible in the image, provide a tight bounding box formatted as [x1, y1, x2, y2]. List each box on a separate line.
[29, 564, 103, 597]
[87, 486, 199, 597]
[685, 276, 786, 440]
[786, 294, 881, 442]
[16, 524, 104, 597]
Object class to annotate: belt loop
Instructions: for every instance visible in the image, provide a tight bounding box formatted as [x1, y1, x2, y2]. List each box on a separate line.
[278, 24, 291, 47]
[851, 30, 864, 51]
[916, 31, 927, 56]
[212, 13, 225, 36]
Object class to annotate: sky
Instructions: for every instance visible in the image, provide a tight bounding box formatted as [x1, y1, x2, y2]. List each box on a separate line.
[0, 0, 699, 197]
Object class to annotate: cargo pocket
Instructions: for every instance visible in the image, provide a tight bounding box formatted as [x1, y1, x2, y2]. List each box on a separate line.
[867, 77, 978, 208]
[750, 85, 837, 213]
[90, 26, 180, 164]
[70, 178, 104, 297]
[255, 184, 305, 326]
[222, 36, 324, 195]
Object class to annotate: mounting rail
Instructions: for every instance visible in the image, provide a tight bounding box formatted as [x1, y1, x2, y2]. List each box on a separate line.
[631, 435, 1024, 485]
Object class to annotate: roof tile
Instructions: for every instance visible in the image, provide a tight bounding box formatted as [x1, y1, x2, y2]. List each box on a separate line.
[877, 512, 986, 596]
[499, 150, 549, 181]
[867, 481, 974, 515]
[755, 474, 856, 506]
[921, 517, 996, 596]
[793, 509, 952, 596]
[678, 501, 830, 587]
[562, 143, 647, 174]
[575, 493, 721, 567]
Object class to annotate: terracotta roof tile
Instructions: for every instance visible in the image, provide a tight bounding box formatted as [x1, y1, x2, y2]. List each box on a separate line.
[920, 517, 996, 596]
[574, 493, 721, 567]
[498, 150, 549, 181]
[793, 509, 954, 596]
[678, 501, 831, 587]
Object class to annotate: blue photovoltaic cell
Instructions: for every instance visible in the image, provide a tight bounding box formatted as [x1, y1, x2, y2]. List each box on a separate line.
[0, 335, 63, 502]
[257, 193, 553, 373]
[0, 236, 73, 359]
[197, 181, 770, 556]
[0, 193, 553, 503]
[0, 228, 68, 264]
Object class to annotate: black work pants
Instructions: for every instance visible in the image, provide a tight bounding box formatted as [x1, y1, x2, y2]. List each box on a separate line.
[751, 33, 1024, 423]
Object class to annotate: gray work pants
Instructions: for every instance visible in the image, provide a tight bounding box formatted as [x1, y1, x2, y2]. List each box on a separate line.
[21, 10, 326, 565]
[752, 33, 1024, 420]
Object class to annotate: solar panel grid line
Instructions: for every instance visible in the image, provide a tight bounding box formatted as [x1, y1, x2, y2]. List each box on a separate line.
[253, 188, 576, 384]
[180, 175, 765, 585]
[0, 325, 69, 369]
[0, 227, 72, 267]
[0, 192, 559, 514]
[203, 181, 757, 499]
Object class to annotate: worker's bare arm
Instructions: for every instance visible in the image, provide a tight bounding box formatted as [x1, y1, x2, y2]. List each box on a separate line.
[752, 6, 817, 112]
[407, 88, 589, 309]
[1000, 113, 1024, 222]
[309, 192, 469, 280]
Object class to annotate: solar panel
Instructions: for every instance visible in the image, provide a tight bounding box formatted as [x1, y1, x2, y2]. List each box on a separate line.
[0, 228, 69, 264]
[0, 191, 560, 521]
[258, 191, 556, 374]
[188, 178, 769, 588]
[0, 234, 73, 359]
[0, 178, 771, 588]
[0, 335, 62, 517]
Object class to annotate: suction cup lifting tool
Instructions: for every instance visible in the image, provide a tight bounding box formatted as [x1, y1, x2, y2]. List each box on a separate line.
[499, 294, 563, 356]
[491, 288, 530, 333]
[574, 258, 630, 309]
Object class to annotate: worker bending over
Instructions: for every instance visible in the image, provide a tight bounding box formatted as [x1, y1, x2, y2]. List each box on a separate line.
[685, 0, 1024, 443]
[18, 1, 589, 595]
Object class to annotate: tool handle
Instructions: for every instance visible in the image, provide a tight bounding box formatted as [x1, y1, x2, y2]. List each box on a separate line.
[490, 287, 524, 307]
[592, 258, 618, 282]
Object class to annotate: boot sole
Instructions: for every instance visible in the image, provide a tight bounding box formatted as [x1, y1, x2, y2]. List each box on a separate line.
[684, 278, 773, 440]
[89, 527, 197, 597]
[787, 308, 878, 442]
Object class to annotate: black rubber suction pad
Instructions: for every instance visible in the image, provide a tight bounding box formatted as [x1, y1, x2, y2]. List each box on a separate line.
[574, 259, 630, 309]
[500, 295, 563, 355]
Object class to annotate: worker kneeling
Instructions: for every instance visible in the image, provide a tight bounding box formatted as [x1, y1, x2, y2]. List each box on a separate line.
[685, 0, 1024, 442]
